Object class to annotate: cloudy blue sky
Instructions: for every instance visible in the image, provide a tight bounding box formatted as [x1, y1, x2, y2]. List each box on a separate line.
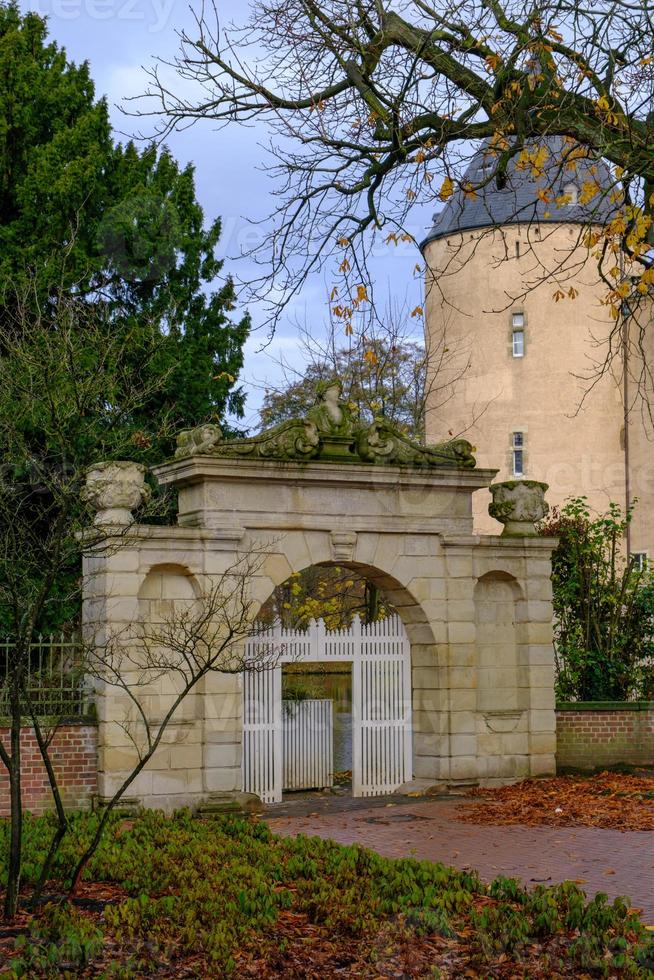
[22, 0, 432, 427]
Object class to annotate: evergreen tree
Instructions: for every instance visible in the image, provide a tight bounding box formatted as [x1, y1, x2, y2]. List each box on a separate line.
[0, 3, 249, 455]
[0, 5, 250, 632]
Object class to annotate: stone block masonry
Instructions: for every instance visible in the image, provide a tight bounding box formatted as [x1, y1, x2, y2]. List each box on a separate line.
[556, 703, 654, 770]
[0, 720, 97, 816]
[82, 454, 559, 809]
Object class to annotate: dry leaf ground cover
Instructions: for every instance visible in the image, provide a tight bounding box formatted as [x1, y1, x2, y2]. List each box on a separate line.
[462, 771, 654, 831]
[1, 810, 654, 977]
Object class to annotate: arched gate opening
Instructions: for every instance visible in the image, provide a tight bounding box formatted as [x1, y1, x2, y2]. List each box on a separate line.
[243, 612, 412, 803]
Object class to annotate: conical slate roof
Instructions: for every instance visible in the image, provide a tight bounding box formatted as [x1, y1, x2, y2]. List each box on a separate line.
[421, 136, 615, 250]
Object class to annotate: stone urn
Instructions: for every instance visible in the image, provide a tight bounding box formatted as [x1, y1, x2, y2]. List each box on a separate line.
[488, 480, 549, 536]
[83, 461, 150, 526]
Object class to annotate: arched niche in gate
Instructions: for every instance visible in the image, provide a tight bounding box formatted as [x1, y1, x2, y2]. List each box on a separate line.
[474, 570, 530, 780]
[136, 562, 204, 711]
[474, 571, 526, 713]
[137, 564, 205, 776]
[137, 562, 200, 621]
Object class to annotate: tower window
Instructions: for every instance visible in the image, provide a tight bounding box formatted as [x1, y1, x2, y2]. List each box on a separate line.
[511, 312, 525, 357]
[631, 552, 648, 572]
[512, 432, 524, 477]
[562, 182, 579, 205]
[515, 240, 521, 258]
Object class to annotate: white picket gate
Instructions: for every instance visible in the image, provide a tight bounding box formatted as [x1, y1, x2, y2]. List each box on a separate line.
[352, 616, 413, 797]
[242, 615, 411, 803]
[282, 699, 333, 791]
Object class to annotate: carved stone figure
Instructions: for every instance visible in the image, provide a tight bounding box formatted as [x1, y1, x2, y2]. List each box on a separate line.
[175, 423, 223, 458]
[83, 461, 150, 525]
[206, 416, 322, 461]
[488, 480, 549, 536]
[307, 380, 354, 435]
[358, 420, 475, 468]
[170, 381, 477, 469]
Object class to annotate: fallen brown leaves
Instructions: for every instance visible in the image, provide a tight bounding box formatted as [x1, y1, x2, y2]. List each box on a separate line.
[235, 904, 593, 979]
[461, 771, 654, 831]
[0, 883, 617, 979]
[0, 886, 213, 979]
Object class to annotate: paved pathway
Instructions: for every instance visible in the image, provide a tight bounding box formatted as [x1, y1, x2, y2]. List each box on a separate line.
[266, 797, 654, 922]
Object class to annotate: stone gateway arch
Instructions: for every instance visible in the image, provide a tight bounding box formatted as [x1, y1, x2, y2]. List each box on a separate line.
[82, 384, 557, 812]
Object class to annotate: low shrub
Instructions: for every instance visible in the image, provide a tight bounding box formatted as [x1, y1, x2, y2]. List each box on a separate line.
[0, 810, 651, 977]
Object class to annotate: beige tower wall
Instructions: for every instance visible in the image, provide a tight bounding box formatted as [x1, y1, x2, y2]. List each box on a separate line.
[423, 223, 635, 538]
[623, 307, 654, 558]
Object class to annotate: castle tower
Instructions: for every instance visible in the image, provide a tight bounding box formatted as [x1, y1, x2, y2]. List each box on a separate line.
[422, 137, 654, 557]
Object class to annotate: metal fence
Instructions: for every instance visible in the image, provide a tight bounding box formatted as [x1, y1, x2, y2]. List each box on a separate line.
[0, 633, 87, 718]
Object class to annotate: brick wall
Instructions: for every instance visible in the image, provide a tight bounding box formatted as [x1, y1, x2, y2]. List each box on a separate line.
[1, 710, 652, 811]
[0, 720, 97, 816]
[556, 702, 654, 770]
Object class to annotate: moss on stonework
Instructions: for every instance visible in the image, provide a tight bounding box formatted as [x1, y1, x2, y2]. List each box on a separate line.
[0, 714, 97, 727]
[496, 479, 549, 491]
[501, 528, 539, 538]
[556, 701, 654, 711]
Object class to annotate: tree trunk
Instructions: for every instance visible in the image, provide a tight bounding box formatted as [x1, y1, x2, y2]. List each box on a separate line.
[4, 685, 23, 920]
[365, 582, 380, 623]
[29, 713, 68, 910]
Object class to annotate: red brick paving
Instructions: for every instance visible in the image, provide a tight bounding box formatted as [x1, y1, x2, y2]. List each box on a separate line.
[267, 798, 654, 922]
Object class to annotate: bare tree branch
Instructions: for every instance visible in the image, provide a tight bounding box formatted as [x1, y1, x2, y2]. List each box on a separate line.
[70, 549, 281, 893]
[136, 0, 654, 337]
